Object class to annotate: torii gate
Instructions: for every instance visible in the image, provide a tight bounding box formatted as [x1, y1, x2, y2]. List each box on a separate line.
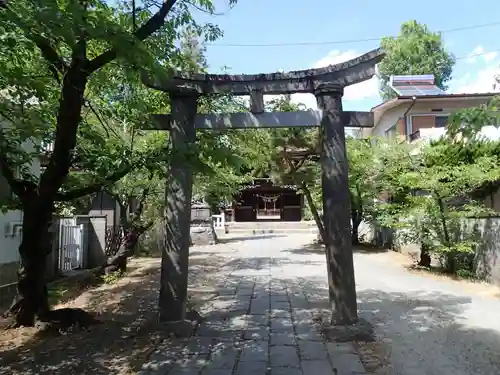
[142, 48, 384, 326]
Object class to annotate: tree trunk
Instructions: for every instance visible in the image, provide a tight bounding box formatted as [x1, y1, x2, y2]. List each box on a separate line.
[435, 195, 455, 273]
[301, 183, 325, 243]
[103, 224, 152, 274]
[103, 228, 137, 274]
[8, 203, 52, 327]
[351, 209, 361, 245]
[419, 245, 432, 268]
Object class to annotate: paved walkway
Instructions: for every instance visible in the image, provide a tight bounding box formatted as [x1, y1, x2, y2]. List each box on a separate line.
[138, 233, 365, 375]
[139, 232, 500, 375]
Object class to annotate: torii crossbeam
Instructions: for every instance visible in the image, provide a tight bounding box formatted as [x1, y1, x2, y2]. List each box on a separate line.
[142, 47, 385, 327]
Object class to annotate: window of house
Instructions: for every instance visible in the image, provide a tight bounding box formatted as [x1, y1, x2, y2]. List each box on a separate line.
[435, 115, 449, 128]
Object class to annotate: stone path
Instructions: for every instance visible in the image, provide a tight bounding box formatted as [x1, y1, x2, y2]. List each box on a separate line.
[138, 233, 366, 375]
[138, 232, 500, 375]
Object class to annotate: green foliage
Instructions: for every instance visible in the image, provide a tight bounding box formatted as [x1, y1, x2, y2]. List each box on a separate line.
[378, 20, 455, 100]
[347, 138, 378, 224]
[0, 0, 229, 211]
[102, 270, 124, 284]
[379, 137, 500, 274]
[0, 0, 254, 231]
[266, 95, 318, 185]
[447, 96, 500, 139]
[193, 96, 272, 210]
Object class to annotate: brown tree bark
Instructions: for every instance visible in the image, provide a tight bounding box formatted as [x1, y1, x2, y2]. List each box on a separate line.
[8, 203, 52, 326]
[103, 223, 153, 274]
[0, 0, 180, 328]
[301, 182, 325, 243]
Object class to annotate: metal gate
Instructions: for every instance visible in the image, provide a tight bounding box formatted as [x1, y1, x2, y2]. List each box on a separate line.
[58, 220, 84, 272]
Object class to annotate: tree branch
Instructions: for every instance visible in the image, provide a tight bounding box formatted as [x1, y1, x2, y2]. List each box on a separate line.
[104, 189, 130, 228]
[5, 7, 67, 80]
[33, 36, 67, 81]
[131, 171, 155, 220]
[138, 220, 155, 234]
[86, 0, 178, 74]
[54, 164, 132, 201]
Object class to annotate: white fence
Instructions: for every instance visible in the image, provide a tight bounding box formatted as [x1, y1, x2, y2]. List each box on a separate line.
[58, 219, 84, 272]
[212, 214, 225, 229]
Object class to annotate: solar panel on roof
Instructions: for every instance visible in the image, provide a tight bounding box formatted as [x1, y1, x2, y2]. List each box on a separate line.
[389, 74, 446, 97]
[394, 87, 422, 96]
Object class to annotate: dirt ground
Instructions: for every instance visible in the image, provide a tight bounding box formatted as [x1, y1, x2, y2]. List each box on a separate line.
[0, 254, 226, 375]
[359, 245, 500, 300]
[1, 244, 499, 375]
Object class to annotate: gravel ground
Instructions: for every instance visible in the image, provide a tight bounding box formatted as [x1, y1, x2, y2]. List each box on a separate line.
[354, 251, 500, 375]
[250, 233, 500, 375]
[2, 233, 500, 375]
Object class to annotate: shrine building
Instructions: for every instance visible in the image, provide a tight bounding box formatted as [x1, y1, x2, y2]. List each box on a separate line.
[228, 178, 303, 222]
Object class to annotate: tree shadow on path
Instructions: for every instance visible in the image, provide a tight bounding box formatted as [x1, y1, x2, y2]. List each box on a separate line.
[357, 289, 500, 374]
[3, 239, 498, 375]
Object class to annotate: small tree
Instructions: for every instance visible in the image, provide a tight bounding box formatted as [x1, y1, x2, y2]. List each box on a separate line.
[382, 139, 500, 273]
[0, 0, 231, 327]
[266, 97, 402, 245]
[346, 137, 381, 244]
[194, 95, 272, 212]
[378, 20, 455, 100]
[264, 96, 326, 239]
[447, 95, 500, 140]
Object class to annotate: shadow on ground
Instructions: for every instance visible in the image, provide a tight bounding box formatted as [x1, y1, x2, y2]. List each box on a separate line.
[1, 240, 500, 374]
[287, 242, 390, 256]
[216, 234, 287, 244]
[357, 289, 500, 373]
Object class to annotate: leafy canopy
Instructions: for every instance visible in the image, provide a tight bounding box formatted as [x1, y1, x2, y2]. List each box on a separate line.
[378, 20, 455, 100]
[0, 0, 230, 211]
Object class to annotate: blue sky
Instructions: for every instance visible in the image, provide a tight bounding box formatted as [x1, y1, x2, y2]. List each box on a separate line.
[192, 0, 500, 111]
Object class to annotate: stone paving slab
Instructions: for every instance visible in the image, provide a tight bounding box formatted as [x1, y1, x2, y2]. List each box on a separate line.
[137, 234, 368, 375]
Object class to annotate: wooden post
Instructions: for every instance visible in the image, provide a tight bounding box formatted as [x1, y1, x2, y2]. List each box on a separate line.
[315, 83, 358, 325]
[159, 90, 198, 322]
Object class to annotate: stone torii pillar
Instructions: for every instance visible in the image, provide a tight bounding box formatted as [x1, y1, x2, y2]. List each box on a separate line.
[315, 83, 357, 324]
[159, 88, 198, 323]
[142, 48, 385, 329]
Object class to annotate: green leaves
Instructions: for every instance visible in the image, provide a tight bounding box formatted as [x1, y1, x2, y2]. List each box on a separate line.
[379, 135, 500, 268]
[0, 0, 231, 216]
[378, 20, 455, 100]
[447, 96, 500, 140]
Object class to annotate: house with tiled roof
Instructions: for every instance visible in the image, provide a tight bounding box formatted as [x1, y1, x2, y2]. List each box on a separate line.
[363, 74, 498, 143]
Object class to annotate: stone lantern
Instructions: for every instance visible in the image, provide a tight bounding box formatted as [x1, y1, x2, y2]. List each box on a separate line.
[190, 202, 217, 245]
[191, 202, 211, 223]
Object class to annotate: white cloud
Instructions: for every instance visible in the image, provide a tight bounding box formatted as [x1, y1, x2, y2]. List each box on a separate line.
[454, 65, 499, 93]
[466, 45, 485, 64]
[454, 59, 500, 94]
[465, 45, 498, 64]
[485, 51, 498, 64]
[287, 50, 380, 109]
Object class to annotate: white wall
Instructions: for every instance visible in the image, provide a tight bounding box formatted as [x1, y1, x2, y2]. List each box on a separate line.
[370, 97, 494, 138]
[0, 210, 23, 264]
[372, 106, 403, 137]
[0, 121, 41, 265]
